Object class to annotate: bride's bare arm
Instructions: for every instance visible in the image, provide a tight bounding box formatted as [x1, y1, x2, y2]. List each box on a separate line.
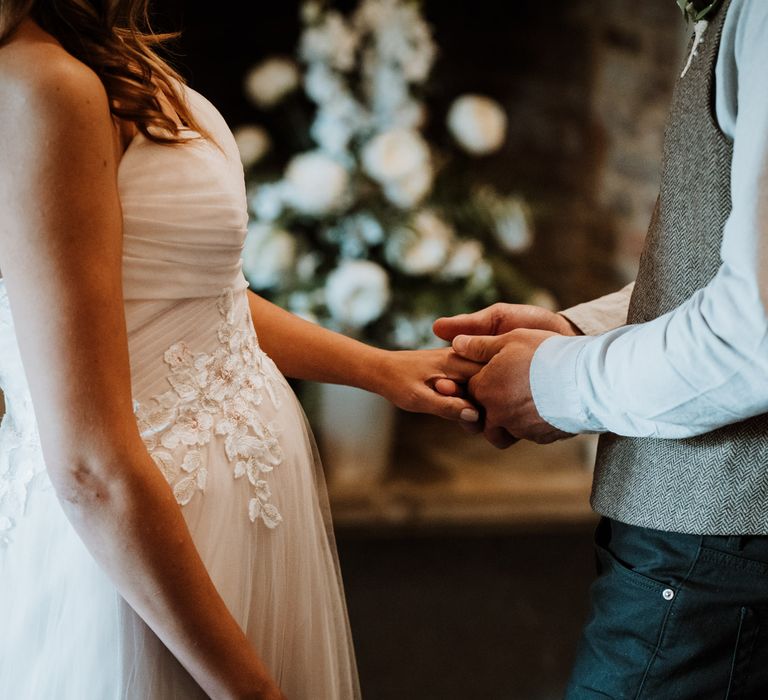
[246, 291, 482, 422]
[0, 44, 280, 700]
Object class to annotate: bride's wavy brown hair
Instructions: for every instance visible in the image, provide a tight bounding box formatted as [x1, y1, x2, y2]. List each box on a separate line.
[0, 0, 209, 145]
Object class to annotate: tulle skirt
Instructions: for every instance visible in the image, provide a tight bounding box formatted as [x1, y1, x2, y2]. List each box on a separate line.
[0, 381, 360, 699]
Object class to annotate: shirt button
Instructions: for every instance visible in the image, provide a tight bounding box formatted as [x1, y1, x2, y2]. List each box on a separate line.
[662, 588, 675, 601]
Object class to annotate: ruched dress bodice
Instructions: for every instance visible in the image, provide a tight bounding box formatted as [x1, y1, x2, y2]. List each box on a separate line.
[119, 86, 250, 303]
[0, 85, 284, 537]
[0, 83, 359, 700]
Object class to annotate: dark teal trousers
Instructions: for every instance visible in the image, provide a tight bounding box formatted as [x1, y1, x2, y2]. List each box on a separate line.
[565, 517, 768, 699]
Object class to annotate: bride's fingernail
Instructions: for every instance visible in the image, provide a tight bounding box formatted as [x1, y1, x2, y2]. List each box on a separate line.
[460, 408, 479, 422]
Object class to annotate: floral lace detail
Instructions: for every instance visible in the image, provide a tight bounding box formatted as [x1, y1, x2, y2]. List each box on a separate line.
[0, 401, 49, 546]
[132, 287, 286, 529]
[0, 288, 52, 546]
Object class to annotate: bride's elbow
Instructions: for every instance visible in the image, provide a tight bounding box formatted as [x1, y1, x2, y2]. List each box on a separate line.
[45, 443, 151, 515]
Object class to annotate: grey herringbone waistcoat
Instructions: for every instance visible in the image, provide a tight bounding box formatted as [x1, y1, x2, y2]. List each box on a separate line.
[591, 0, 768, 535]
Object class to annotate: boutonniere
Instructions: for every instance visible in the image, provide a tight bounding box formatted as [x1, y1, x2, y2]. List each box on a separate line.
[677, 0, 723, 22]
[677, 0, 724, 78]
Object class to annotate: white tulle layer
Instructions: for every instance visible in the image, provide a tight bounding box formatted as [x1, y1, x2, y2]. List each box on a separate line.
[0, 376, 359, 698]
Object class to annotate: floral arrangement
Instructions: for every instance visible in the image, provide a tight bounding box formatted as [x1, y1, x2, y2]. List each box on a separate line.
[235, 0, 551, 349]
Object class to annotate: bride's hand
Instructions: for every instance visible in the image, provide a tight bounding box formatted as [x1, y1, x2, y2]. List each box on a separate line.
[371, 347, 483, 422]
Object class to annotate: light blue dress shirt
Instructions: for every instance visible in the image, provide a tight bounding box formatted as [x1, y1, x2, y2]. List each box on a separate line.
[530, 0, 768, 438]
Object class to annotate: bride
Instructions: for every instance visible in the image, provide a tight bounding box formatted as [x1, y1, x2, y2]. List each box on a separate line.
[0, 2, 482, 698]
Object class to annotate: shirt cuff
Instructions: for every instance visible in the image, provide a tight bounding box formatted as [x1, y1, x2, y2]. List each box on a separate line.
[529, 334, 605, 434]
[559, 282, 634, 336]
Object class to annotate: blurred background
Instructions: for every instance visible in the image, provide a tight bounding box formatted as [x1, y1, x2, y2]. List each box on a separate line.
[3, 1, 690, 697]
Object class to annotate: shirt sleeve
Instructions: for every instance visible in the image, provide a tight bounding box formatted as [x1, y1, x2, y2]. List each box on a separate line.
[529, 0, 768, 438]
[558, 282, 634, 336]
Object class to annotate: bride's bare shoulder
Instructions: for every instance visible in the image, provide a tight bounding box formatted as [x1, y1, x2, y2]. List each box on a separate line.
[0, 21, 110, 134]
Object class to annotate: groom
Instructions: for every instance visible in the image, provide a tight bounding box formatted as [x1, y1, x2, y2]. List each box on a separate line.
[436, 0, 768, 696]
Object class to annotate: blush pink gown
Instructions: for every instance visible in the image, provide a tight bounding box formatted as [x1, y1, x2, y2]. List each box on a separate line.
[0, 82, 360, 699]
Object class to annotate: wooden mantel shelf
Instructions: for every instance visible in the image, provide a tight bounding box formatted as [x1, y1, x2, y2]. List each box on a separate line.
[324, 412, 599, 531]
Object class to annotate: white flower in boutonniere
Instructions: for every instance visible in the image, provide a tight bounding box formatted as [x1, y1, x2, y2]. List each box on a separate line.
[677, 0, 724, 78]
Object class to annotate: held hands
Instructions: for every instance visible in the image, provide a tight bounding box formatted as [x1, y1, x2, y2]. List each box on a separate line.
[432, 303, 582, 447]
[373, 347, 484, 424]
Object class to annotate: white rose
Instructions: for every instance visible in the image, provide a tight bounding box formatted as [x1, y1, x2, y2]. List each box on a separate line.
[361, 128, 430, 184]
[493, 198, 533, 253]
[244, 57, 300, 109]
[287, 292, 315, 315]
[351, 213, 384, 245]
[242, 223, 296, 290]
[304, 63, 346, 104]
[441, 240, 484, 279]
[296, 252, 322, 282]
[325, 260, 391, 329]
[353, 0, 437, 83]
[232, 125, 271, 169]
[467, 260, 494, 294]
[447, 94, 508, 155]
[248, 182, 285, 223]
[299, 11, 359, 72]
[368, 63, 410, 121]
[383, 164, 433, 209]
[389, 100, 428, 131]
[391, 313, 445, 350]
[386, 209, 454, 275]
[283, 151, 349, 217]
[309, 95, 367, 156]
[301, 1, 323, 23]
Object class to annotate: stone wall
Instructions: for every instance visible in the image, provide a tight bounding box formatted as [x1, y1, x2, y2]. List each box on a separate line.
[589, 0, 688, 283]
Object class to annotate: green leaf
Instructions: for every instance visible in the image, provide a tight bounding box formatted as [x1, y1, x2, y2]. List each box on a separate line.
[677, 0, 723, 23]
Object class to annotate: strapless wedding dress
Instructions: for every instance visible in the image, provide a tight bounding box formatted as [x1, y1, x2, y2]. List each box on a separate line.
[0, 84, 360, 699]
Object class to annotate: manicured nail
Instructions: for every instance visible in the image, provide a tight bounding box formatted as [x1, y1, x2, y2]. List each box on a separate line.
[453, 335, 468, 353]
[460, 408, 479, 422]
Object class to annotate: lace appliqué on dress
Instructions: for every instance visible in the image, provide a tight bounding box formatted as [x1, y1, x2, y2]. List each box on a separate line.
[0, 403, 50, 546]
[0, 286, 52, 545]
[132, 287, 286, 529]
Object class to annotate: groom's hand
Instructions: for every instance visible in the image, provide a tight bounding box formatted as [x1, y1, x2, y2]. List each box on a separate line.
[433, 303, 582, 342]
[452, 329, 573, 447]
[433, 303, 581, 444]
